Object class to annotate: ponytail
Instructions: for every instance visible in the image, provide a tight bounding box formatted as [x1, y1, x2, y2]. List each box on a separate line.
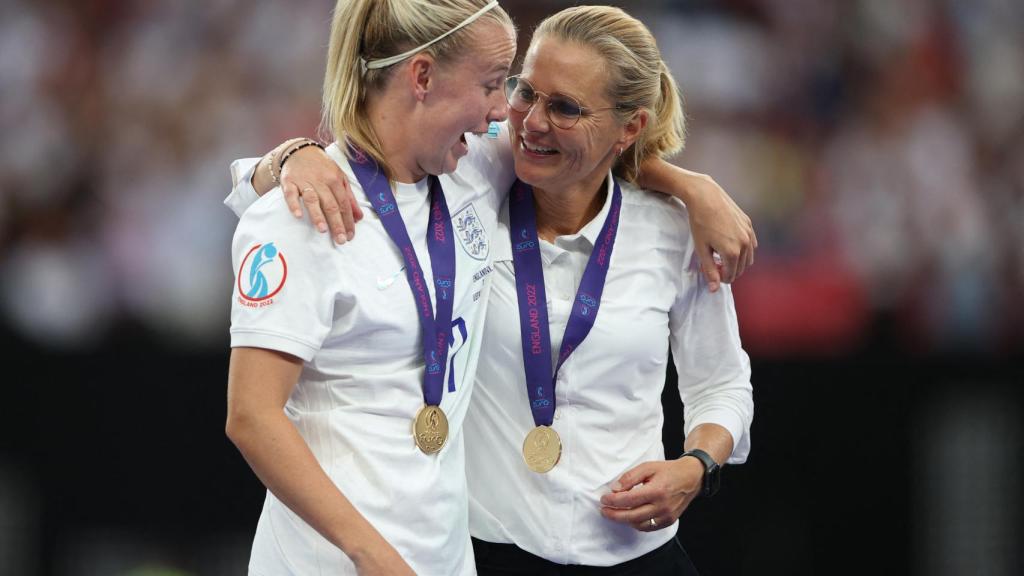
[624, 60, 685, 182]
[322, 0, 387, 173]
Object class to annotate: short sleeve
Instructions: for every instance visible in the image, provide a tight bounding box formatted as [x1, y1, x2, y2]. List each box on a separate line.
[230, 190, 342, 361]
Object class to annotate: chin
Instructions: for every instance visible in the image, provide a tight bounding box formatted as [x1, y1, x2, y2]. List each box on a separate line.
[443, 146, 470, 175]
[513, 164, 551, 189]
[440, 155, 462, 175]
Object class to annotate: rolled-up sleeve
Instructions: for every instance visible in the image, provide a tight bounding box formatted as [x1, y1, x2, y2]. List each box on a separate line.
[225, 158, 263, 218]
[669, 275, 754, 464]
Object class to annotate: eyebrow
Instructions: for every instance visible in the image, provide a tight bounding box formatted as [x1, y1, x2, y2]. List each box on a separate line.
[486, 61, 512, 74]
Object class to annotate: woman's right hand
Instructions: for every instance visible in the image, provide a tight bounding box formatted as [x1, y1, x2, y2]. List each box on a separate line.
[256, 143, 364, 245]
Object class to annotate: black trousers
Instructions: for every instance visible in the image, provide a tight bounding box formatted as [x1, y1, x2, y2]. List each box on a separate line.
[472, 536, 701, 576]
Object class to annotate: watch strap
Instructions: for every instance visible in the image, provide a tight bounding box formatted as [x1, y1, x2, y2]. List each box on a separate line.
[681, 448, 720, 497]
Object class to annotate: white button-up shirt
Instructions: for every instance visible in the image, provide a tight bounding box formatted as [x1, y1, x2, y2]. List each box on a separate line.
[465, 173, 753, 567]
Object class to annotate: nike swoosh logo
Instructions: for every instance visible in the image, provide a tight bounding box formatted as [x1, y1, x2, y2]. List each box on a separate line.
[377, 267, 406, 290]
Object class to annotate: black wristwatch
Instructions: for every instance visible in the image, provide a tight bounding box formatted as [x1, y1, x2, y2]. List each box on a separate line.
[681, 448, 720, 497]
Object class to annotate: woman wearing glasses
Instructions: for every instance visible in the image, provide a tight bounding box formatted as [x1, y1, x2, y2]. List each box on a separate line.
[227, 3, 753, 575]
[465, 8, 752, 574]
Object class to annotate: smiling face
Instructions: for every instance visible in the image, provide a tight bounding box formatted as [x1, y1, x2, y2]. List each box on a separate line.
[509, 36, 643, 194]
[413, 20, 517, 176]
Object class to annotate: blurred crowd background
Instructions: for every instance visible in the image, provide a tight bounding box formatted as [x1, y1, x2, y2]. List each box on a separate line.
[1, 0, 1021, 575]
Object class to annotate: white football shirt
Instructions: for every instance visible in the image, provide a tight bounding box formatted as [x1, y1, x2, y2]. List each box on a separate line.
[228, 136, 512, 576]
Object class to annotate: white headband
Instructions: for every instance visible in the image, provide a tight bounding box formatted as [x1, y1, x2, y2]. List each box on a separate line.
[360, 1, 500, 75]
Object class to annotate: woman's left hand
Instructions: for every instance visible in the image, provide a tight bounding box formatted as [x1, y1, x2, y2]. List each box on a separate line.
[599, 458, 704, 532]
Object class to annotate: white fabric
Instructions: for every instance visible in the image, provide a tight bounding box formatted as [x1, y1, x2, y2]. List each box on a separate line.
[226, 157, 262, 217]
[465, 173, 754, 566]
[227, 136, 510, 576]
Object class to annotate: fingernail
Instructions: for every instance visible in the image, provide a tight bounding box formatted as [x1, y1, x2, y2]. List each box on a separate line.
[347, 231, 355, 241]
[317, 223, 328, 233]
[335, 235, 346, 245]
[611, 481, 622, 491]
[709, 282, 719, 293]
[293, 211, 303, 218]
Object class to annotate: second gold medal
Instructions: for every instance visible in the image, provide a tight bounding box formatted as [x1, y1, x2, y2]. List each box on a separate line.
[522, 425, 561, 473]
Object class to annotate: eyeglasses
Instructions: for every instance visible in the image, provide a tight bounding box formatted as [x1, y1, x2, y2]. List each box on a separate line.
[504, 75, 621, 130]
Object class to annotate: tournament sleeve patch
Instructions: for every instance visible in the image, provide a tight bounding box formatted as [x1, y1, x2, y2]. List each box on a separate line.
[236, 242, 288, 308]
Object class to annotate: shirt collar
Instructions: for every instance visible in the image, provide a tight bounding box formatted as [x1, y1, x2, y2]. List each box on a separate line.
[494, 171, 617, 260]
[568, 170, 616, 249]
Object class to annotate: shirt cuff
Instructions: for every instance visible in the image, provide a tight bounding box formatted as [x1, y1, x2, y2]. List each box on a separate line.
[684, 407, 751, 465]
[225, 158, 262, 218]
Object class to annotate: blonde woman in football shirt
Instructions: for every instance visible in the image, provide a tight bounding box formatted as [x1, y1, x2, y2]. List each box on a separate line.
[226, 1, 518, 574]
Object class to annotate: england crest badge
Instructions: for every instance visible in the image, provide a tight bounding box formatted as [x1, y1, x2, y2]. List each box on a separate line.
[452, 203, 489, 261]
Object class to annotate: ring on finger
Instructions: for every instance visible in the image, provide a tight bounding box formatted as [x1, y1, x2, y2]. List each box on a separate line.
[648, 518, 657, 528]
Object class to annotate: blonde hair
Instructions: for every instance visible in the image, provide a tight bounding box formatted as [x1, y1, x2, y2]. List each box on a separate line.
[534, 6, 686, 183]
[322, 0, 513, 178]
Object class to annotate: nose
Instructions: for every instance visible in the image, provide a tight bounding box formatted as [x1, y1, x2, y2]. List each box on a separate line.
[488, 91, 510, 123]
[523, 99, 549, 133]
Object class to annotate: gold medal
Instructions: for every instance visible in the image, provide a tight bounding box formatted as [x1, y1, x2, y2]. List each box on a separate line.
[522, 425, 561, 473]
[413, 405, 449, 454]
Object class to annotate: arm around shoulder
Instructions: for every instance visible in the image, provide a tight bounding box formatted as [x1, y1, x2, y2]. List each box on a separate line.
[228, 139, 364, 245]
[637, 158, 757, 290]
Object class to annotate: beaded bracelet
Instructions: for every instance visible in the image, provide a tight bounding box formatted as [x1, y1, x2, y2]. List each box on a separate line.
[267, 148, 281, 185]
[278, 138, 326, 175]
[268, 138, 312, 185]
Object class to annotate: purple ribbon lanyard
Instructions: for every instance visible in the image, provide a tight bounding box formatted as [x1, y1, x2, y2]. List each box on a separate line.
[349, 147, 455, 407]
[508, 178, 622, 427]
